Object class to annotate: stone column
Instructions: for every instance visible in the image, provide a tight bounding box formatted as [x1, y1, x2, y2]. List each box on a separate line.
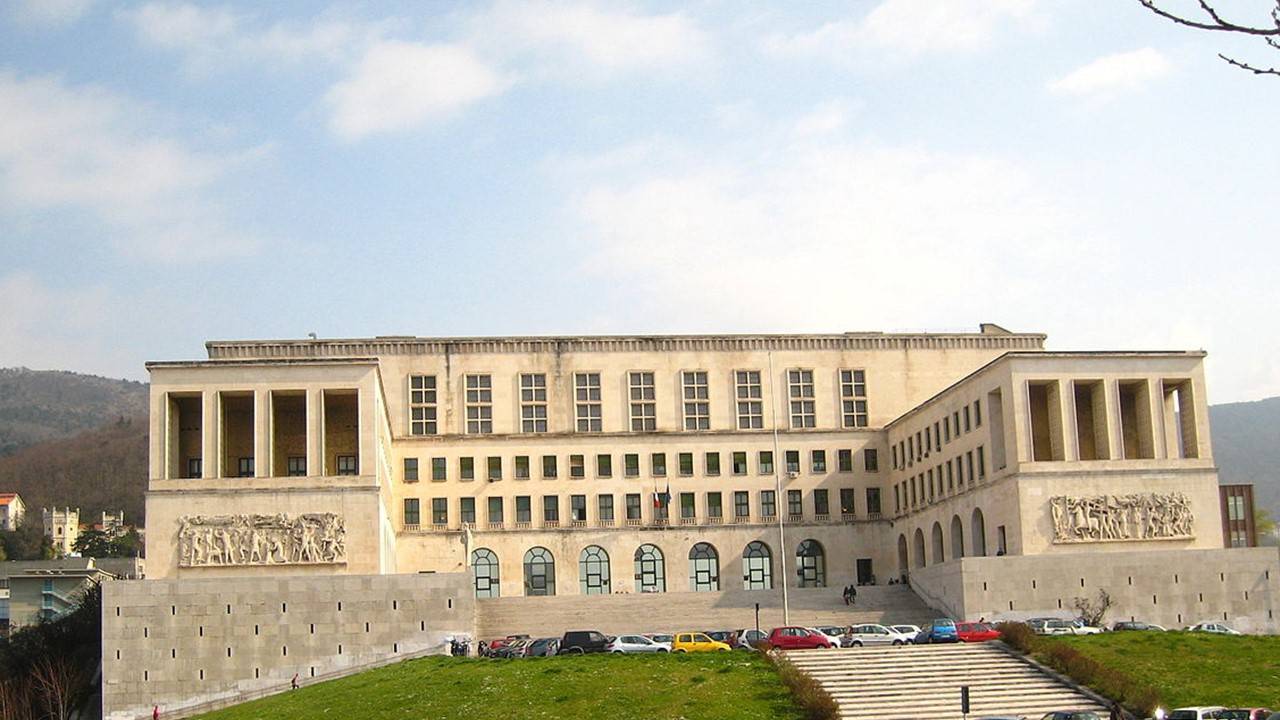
[202, 389, 219, 478]
[307, 388, 323, 478]
[254, 389, 269, 478]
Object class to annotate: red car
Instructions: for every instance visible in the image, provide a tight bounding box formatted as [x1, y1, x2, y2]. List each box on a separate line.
[767, 626, 833, 650]
[956, 622, 1000, 642]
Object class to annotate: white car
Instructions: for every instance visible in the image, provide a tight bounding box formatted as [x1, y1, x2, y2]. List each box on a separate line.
[890, 624, 921, 639]
[1168, 707, 1227, 720]
[1030, 619, 1076, 636]
[847, 623, 913, 647]
[1188, 622, 1241, 636]
[811, 626, 850, 647]
[1070, 621, 1103, 635]
[608, 634, 670, 653]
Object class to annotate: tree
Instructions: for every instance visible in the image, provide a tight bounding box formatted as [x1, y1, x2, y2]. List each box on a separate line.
[1256, 507, 1278, 545]
[0, 517, 53, 562]
[1072, 588, 1115, 628]
[70, 530, 114, 559]
[114, 527, 142, 558]
[1137, 1, 1280, 76]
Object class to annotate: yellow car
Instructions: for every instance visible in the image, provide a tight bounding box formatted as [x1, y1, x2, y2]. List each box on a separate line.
[671, 632, 732, 653]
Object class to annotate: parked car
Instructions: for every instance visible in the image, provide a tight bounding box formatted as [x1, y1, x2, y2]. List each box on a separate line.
[1070, 620, 1103, 635]
[767, 626, 833, 650]
[1030, 619, 1076, 636]
[494, 639, 531, 658]
[558, 630, 611, 655]
[672, 632, 732, 652]
[1111, 621, 1165, 632]
[1188, 622, 1242, 636]
[956, 621, 1000, 642]
[645, 633, 675, 645]
[608, 634, 669, 654]
[811, 626, 851, 647]
[1220, 709, 1272, 720]
[525, 637, 559, 657]
[890, 624, 921, 639]
[1168, 707, 1228, 720]
[914, 619, 960, 644]
[846, 623, 912, 647]
[732, 628, 768, 649]
[1039, 712, 1102, 720]
[486, 634, 529, 656]
[705, 630, 739, 647]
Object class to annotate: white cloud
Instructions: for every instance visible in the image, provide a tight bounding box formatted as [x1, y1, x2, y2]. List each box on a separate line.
[0, 71, 263, 261]
[1050, 48, 1171, 97]
[768, 0, 1038, 61]
[9, 0, 95, 26]
[326, 41, 509, 140]
[792, 99, 855, 136]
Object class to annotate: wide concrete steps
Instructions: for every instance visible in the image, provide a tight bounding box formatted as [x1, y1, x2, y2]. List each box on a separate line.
[787, 643, 1107, 720]
[476, 585, 937, 638]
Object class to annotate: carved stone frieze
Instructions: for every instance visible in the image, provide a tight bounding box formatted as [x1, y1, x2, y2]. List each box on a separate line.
[177, 513, 346, 567]
[1050, 492, 1193, 543]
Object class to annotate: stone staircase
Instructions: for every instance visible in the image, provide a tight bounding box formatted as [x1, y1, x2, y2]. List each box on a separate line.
[475, 585, 936, 639]
[786, 642, 1109, 720]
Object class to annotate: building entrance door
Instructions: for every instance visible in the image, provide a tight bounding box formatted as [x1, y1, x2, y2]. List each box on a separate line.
[856, 558, 873, 585]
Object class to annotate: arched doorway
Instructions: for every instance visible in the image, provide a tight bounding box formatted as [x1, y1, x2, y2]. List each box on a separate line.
[796, 539, 826, 587]
[523, 546, 555, 596]
[931, 522, 945, 564]
[743, 541, 773, 590]
[472, 547, 499, 598]
[689, 542, 720, 592]
[579, 545, 611, 595]
[634, 544, 665, 593]
[950, 515, 965, 559]
[912, 528, 926, 568]
[972, 508, 988, 556]
[897, 534, 909, 575]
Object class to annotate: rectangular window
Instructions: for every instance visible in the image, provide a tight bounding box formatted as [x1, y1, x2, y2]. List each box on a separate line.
[947, 459, 954, 491]
[403, 498, 420, 526]
[811, 450, 827, 473]
[735, 370, 763, 429]
[543, 496, 559, 522]
[785, 450, 800, 474]
[864, 449, 879, 472]
[626, 493, 641, 520]
[955, 455, 964, 486]
[487, 456, 502, 481]
[788, 369, 816, 428]
[542, 455, 557, 479]
[787, 489, 803, 517]
[734, 491, 750, 518]
[598, 494, 614, 521]
[597, 454, 612, 477]
[679, 452, 694, 476]
[652, 453, 667, 476]
[187, 457, 202, 478]
[516, 496, 531, 523]
[515, 455, 530, 480]
[759, 451, 774, 474]
[907, 437, 914, 466]
[760, 490, 776, 517]
[732, 451, 748, 475]
[574, 373, 603, 432]
[288, 456, 307, 477]
[682, 371, 710, 430]
[928, 469, 935, 501]
[464, 374, 493, 434]
[488, 497, 503, 524]
[571, 495, 587, 522]
[967, 451, 976, 486]
[866, 488, 881, 515]
[680, 492, 696, 519]
[402, 458, 418, 482]
[460, 457, 474, 481]
[705, 452, 720, 476]
[838, 449, 853, 472]
[431, 498, 447, 525]
[460, 497, 476, 524]
[707, 492, 722, 518]
[925, 429, 932, 455]
[944, 417, 951, 443]
[624, 453, 640, 477]
[409, 375, 438, 435]
[934, 423, 941, 451]
[570, 454, 585, 479]
[974, 400, 982, 427]
[978, 446, 986, 479]
[840, 369, 868, 428]
[841, 488, 856, 516]
[628, 371, 656, 431]
[964, 406, 972, 432]
[238, 457, 254, 477]
[432, 457, 446, 481]
[814, 489, 830, 516]
[336, 455, 357, 475]
[894, 485, 901, 514]
[519, 373, 548, 433]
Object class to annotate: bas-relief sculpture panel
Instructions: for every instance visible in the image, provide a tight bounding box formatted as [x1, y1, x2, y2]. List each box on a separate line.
[177, 513, 346, 567]
[1050, 492, 1193, 544]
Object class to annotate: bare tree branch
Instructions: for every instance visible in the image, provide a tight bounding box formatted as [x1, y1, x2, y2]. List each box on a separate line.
[1138, 0, 1280, 35]
[1219, 52, 1280, 74]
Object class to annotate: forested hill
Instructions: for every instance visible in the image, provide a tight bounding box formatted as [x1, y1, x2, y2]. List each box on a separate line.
[0, 367, 146, 457]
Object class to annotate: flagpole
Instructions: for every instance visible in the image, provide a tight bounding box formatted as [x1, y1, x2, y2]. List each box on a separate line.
[768, 351, 790, 626]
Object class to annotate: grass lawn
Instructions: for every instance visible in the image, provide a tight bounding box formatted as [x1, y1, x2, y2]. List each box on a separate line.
[1048, 632, 1280, 709]
[194, 652, 805, 720]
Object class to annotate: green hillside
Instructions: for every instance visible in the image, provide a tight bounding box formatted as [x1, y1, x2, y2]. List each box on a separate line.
[0, 367, 146, 457]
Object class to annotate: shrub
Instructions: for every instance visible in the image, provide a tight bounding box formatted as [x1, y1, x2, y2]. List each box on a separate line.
[1031, 640, 1162, 717]
[996, 621, 1034, 653]
[765, 650, 840, 720]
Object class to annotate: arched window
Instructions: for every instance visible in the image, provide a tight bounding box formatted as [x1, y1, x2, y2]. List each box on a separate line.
[634, 544, 666, 593]
[897, 534, 909, 574]
[743, 541, 772, 590]
[688, 542, 720, 592]
[971, 508, 987, 556]
[472, 547, 500, 599]
[579, 545, 611, 595]
[913, 529, 926, 568]
[796, 539, 826, 587]
[523, 546, 555, 596]
[950, 515, 965, 559]
[931, 522, 945, 564]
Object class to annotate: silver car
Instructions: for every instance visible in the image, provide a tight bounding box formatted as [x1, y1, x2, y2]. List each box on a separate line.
[848, 623, 912, 647]
[608, 634, 670, 653]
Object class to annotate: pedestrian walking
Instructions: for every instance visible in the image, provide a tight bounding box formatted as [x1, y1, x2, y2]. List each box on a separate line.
[850, 585, 857, 605]
[842, 585, 851, 605]
[291, 673, 299, 690]
[153, 706, 159, 720]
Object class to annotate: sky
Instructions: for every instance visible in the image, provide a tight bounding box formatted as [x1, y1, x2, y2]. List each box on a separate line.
[1, 0, 1278, 404]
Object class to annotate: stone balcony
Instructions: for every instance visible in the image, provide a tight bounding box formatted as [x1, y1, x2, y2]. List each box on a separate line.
[398, 512, 882, 534]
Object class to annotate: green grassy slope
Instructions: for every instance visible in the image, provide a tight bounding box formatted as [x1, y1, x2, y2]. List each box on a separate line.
[1052, 633, 1280, 709]
[195, 653, 804, 720]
